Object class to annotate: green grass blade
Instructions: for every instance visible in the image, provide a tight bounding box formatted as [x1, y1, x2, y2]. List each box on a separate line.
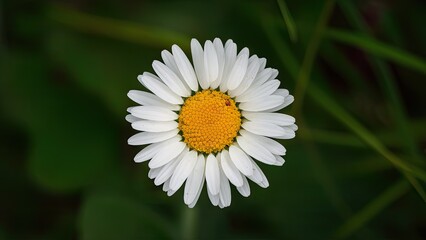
[337, 157, 392, 176]
[374, 60, 421, 160]
[291, 0, 335, 118]
[262, 16, 298, 78]
[320, 41, 367, 91]
[325, 29, 426, 75]
[48, 4, 190, 50]
[300, 128, 365, 148]
[262, 16, 426, 181]
[308, 85, 426, 181]
[339, 1, 426, 203]
[262, 12, 351, 219]
[276, 0, 298, 42]
[302, 121, 426, 150]
[337, 0, 371, 33]
[404, 174, 426, 203]
[334, 179, 410, 239]
[299, 121, 352, 218]
[339, 0, 423, 162]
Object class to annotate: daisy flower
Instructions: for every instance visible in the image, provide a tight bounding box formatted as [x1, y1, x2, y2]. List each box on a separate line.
[126, 38, 297, 208]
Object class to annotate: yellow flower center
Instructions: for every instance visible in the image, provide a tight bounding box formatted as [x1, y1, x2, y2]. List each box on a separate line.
[178, 90, 241, 154]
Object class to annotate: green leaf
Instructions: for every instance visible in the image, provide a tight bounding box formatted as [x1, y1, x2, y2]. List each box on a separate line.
[79, 193, 175, 240]
[325, 29, 426, 75]
[277, 0, 298, 42]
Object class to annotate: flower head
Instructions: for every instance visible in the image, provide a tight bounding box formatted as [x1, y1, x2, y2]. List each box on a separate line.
[127, 38, 297, 208]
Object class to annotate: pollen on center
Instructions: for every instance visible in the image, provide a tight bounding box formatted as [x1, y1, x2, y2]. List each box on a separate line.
[178, 89, 241, 154]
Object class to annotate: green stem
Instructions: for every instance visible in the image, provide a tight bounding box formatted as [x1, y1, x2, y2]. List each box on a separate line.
[181, 207, 198, 240]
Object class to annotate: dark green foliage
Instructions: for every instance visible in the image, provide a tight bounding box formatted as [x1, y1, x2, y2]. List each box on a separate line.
[1, 0, 425, 239]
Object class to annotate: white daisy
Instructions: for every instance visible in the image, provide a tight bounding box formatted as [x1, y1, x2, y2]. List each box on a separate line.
[127, 38, 297, 208]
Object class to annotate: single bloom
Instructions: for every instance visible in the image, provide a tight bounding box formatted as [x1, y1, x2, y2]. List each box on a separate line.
[126, 38, 297, 208]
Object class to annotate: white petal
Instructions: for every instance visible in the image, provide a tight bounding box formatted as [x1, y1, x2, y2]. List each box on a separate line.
[229, 55, 260, 97]
[149, 141, 186, 168]
[258, 58, 267, 71]
[131, 120, 178, 132]
[228, 144, 253, 176]
[218, 168, 232, 208]
[138, 74, 183, 105]
[167, 189, 176, 196]
[204, 40, 219, 84]
[148, 167, 162, 179]
[283, 95, 294, 108]
[226, 48, 249, 90]
[274, 88, 289, 98]
[274, 126, 296, 139]
[236, 176, 251, 197]
[264, 90, 293, 112]
[242, 121, 287, 137]
[246, 159, 269, 188]
[252, 68, 273, 86]
[188, 179, 204, 208]
[207, 187, 219, 206]
[162, 179, 170, 192]
[125, 114, 139, 123]
[191, 39, 209, 89]
[238, 95, 284, 112]
[252, 69, 278, 88]
[169, 150, 198, 191]
[220, 150, 243, 187]
[236, 135, 276, 165]
[242, 112, 295, 126]
[127, 90, 180, 111]
[184, 154, 206, 204]
[210, 38, 225, 89]
[131, 106, 178, 121]
[288, 124, 298, 131]
[161, 50, 183, 80]
[152, 60, 191, 97]
[172, 44, 199, 91]
[154, 148, 188, 185]
[205, 154, 220, 195]
[219, 40, 237, 92]
[236, 80, 280, 102]
[239, 129, 286, 156]
[270, 69, 279, 80]
[273, 155, 285, 166]
[127, 129, 178, 146]
[133, 135, 181, 162]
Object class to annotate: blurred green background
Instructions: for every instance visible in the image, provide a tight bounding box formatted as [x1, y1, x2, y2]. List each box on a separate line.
[1, 0, 426, 239]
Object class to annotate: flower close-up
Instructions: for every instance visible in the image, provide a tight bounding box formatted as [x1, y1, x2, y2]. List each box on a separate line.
[126, 38, 297, 208]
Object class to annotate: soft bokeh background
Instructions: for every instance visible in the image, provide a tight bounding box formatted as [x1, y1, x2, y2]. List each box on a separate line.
[1, 0, 426, 239]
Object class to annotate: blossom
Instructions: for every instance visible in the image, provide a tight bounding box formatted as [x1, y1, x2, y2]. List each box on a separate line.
[127, 38, 296, 208]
